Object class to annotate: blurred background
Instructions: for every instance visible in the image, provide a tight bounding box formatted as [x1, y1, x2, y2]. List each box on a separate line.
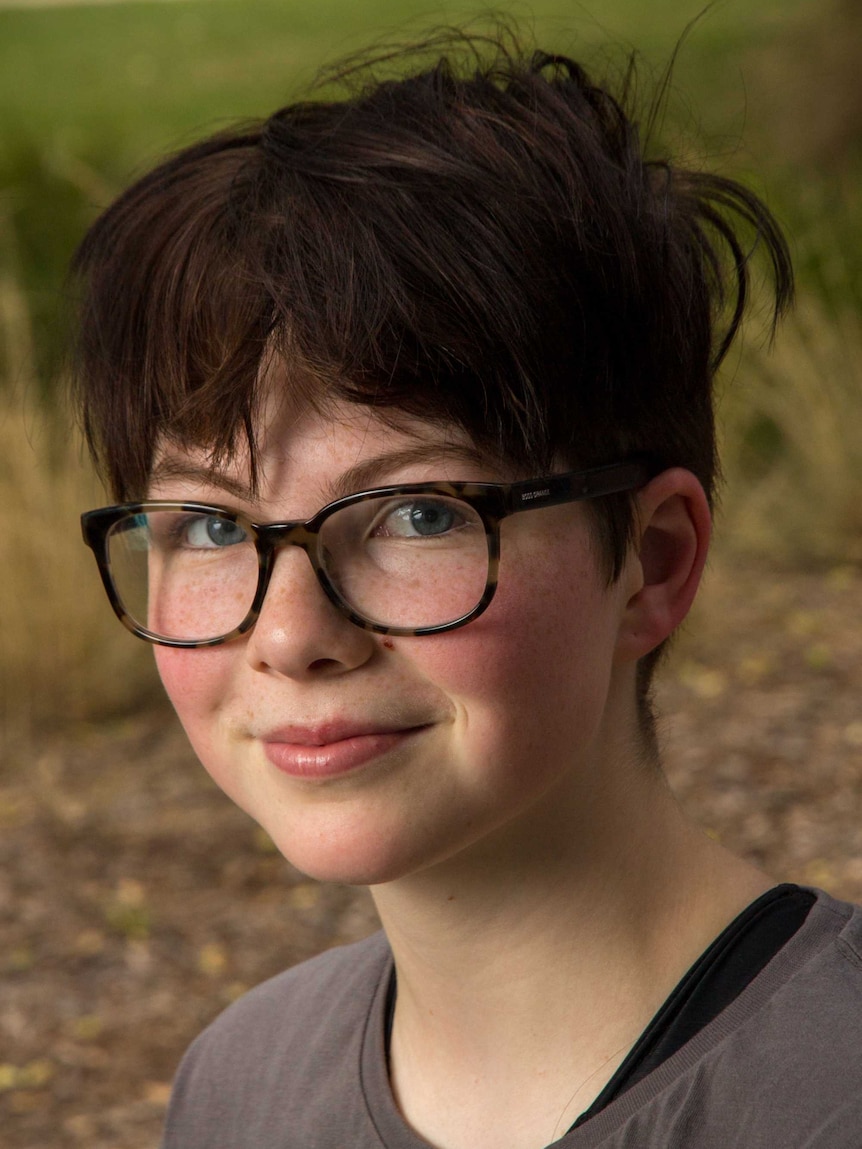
[1, 1, 860, 1146]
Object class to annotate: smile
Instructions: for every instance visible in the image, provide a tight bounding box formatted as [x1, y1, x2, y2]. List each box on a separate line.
[262, 724, 430, 780]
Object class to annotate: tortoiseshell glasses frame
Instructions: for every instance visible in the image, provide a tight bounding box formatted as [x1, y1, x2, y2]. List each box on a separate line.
[81, 459, 652, 648]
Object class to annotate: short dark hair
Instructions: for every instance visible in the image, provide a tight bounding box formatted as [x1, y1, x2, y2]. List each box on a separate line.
[71, 29, 792, 723]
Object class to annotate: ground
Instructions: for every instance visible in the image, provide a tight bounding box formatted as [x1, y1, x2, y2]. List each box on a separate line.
[1, 554, 861, 1149]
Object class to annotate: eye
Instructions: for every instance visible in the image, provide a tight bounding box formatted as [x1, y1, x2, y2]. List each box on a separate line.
[183, 514, 248, 549]
[375, 499, 464, 539]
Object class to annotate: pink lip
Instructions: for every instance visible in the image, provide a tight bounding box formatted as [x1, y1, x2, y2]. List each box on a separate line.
[262, 721, 429, 780]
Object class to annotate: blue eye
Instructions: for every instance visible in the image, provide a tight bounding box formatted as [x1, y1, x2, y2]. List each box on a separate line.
[382, 500, 461, 538]
[411, 504, 455, 535]
[185, 515, 248, 548]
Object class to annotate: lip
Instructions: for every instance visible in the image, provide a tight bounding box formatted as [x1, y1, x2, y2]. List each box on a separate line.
[261, 721, 430, 780]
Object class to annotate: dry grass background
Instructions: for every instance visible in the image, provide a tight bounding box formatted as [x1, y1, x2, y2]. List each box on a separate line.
[0, 267, 157, 745]
[719, 292, 862, 565]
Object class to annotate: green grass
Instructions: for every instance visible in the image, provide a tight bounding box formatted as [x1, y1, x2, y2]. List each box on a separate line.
[0, 0, 816, 386]
[0, 0, 813, 173]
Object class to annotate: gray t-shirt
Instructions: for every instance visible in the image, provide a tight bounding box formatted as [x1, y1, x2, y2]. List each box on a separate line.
[161, 889, 862, 1147]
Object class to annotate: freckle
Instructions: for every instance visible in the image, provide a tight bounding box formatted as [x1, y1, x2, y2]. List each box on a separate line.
[446, 895, 455, 902]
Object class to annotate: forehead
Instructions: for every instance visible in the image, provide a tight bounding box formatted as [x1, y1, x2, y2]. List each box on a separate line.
[149, 399, 496, 505]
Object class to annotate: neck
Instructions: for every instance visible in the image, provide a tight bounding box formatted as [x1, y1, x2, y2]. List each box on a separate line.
[371, 740, 771, 1149]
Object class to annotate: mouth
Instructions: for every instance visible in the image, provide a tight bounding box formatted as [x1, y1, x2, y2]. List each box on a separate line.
[261, 721, 432, 780]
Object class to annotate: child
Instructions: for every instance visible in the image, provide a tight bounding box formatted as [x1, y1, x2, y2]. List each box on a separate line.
[73, 28, 862, 1149]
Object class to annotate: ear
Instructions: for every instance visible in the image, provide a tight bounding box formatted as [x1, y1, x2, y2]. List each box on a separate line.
[615, 468, 711, 662]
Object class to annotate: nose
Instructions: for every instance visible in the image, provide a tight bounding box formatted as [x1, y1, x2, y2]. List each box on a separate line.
[243, 543, 376, 679]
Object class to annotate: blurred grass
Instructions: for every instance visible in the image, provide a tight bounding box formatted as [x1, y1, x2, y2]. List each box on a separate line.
[0, 0, 859, 738]
[0, 263, 157, 743]
[0, 381, 157, 739]
[0, 0, 810, 382]
[0, 383, 160, 742]
[719, 292, 862, 565]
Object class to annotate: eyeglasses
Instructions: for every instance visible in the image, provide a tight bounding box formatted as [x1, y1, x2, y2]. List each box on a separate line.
[80, 460, 650, 648]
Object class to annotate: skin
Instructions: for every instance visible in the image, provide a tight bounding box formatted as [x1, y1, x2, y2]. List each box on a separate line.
[151, 397, 772, 1149]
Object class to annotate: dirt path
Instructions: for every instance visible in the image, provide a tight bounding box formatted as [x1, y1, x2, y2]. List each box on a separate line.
[1, 555, 860, 1148]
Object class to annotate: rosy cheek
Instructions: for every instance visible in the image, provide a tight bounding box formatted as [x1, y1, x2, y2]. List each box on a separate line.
[154, 645, 254, 803]
[154, 646, 227, 728]
[400, 540, 614, 747]
[404, 583, 562, 697]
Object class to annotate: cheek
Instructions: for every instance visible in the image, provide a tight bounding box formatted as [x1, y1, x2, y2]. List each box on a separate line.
[406, 541, 621, 762]
[154, 645, 263, 820]
[154, 646, 232, 759]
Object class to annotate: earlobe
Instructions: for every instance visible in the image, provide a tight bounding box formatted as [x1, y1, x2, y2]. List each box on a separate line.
[615, 468, 711, 662]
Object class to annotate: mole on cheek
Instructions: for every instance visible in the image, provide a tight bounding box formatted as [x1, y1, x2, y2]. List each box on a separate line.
[382, 638, 394, 650]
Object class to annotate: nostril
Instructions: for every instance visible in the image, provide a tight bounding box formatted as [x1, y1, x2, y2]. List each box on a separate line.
[308, 657, 341, 672]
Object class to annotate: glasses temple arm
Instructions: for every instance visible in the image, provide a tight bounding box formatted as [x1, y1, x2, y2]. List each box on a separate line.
[506, 460, 655, 514]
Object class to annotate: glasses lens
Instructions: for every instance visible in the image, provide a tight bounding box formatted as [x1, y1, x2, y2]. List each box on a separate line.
[107, 510, 258, 642]
[320, 493, 490, 630]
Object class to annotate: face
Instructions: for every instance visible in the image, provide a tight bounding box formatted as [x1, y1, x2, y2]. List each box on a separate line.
[150, 399, 642, 887]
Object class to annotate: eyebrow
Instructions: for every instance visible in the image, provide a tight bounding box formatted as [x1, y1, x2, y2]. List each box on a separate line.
[148, 459, 257, 502]
[149, 442, 490, 508]
[328, 443, 489, 500]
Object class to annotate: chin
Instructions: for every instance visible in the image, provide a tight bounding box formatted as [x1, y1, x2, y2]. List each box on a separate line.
[261, 805, 487, 889]
[261, 822, 426, 888]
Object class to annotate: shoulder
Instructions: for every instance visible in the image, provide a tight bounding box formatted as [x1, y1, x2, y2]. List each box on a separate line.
[712, 891, 862, 1135]
[704, 890, 862, 1116]
[590, 892, 862, 1148]
[761, 889, 862, 1023]
[160, 930, 392, 1149]
[694, 892, 862, 1147]
[185, 928, 390, 1050]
